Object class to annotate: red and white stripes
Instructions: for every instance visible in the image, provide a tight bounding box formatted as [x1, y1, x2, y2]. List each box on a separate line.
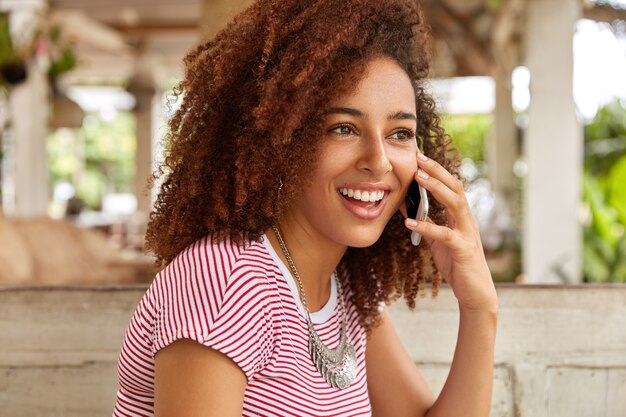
[113, 233, 371, 417]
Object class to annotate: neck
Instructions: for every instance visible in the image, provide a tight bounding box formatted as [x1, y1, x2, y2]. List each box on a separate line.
[266, 212, 347, 312]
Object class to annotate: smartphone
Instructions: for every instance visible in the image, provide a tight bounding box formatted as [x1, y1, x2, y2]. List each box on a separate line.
[405, 140, 429, 246]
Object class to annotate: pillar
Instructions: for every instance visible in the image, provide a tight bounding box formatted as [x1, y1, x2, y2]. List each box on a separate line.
[488, 70, 517, 216]
[127, 49, 158, 216]
[523, 0, 582, 283]
[1, 0, 49, 217]
[131, 87, 155, 215]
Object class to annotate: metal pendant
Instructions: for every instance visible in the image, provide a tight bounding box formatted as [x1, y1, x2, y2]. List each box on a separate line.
[271, 223, 357, 389]
[307, 319, 357, 389]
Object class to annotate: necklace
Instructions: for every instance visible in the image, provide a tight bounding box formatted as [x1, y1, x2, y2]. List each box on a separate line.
[271, 223, 357, 389]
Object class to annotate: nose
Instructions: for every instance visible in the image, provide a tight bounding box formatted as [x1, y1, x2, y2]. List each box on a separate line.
[356, 132, 393, 176]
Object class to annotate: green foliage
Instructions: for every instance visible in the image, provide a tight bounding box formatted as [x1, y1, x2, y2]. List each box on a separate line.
[440, 113, 492, 162]
[486, 0, 504, 11]
[442, 112, 523, 282]
[582, 99, 626, 283]
[607, 156, 626, 225]
[584, 100, 626, 176]
[44, 24, 77, 83]
[0, 17, 76, 87]
[47, 111, 136, 209]
[0, 13, 13, 63]
[48, 46, 77, 81]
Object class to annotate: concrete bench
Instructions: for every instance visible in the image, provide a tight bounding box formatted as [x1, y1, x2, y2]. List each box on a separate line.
[1, 284, 625, 416]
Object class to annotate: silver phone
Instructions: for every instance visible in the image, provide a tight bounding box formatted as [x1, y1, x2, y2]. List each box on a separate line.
[405, 138, 429, 245]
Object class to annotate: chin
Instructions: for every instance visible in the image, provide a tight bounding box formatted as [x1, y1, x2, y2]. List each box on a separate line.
[342, 226, 387, 248]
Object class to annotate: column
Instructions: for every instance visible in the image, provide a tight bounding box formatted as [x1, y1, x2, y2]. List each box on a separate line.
[127, 50, 157, 216]
[487, 70, 517, 216]
[1, 0, 49, 217]
[523, 0, 582, 283]
[131, 86, 155, 215]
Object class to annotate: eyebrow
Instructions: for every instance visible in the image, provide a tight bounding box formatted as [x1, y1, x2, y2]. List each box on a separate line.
[325, 107, 417, 121]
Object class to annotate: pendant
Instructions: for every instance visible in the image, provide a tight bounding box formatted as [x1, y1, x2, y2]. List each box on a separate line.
[307, 319, 357, 389]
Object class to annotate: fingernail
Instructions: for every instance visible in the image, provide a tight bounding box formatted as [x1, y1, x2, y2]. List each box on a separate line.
[417, 152, 428, 161]
[418, 169, 429, 179]
[405, 218, 418, 227]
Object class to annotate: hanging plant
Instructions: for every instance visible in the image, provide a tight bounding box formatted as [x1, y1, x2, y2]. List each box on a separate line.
[0, 12, 27, 86]
[43, 24, 77, 89]
[0, 12, 77, 89]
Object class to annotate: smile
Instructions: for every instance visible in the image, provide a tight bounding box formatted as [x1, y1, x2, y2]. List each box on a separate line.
[339, 188, 385, 202]
[337, 187, 389, 220]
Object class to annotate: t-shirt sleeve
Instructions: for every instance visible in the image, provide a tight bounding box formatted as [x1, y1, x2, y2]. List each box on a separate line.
[150, 244, 276, 381]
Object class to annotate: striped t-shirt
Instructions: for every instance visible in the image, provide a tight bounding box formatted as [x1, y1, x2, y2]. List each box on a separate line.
[113, 233, 371, 416]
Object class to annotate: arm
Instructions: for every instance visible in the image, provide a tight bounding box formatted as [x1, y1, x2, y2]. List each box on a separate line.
[366, 304, 497, 417]
[425, 305, 497, 417]
[366, 308, 435, 417]
[406, 151, 498, 417]
[375, 148, 498, 416]
[154, 339, 247, 417]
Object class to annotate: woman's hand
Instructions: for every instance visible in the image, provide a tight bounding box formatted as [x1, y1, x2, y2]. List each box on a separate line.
[403, 151, 497, 313]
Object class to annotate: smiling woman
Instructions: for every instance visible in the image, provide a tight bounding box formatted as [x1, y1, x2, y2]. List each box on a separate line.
[286, 57, 419, 248]
[112, 1, 498, 417]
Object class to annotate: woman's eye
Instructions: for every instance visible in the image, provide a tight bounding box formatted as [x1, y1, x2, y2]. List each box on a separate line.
[389, 129, 415, 141]
[329, 125, 355, 135]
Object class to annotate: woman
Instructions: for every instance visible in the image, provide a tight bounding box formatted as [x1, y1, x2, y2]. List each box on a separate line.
[113, 0, 498, 416]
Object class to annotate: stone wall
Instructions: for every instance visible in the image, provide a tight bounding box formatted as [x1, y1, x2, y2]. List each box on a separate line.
[393, 285, 626, 417]
[1, 284, 625, 416]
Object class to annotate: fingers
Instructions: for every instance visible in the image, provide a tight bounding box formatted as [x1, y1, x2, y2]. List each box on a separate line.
[417, 150, 464, 194]
[405, 216, 464, 251]
[414, 151, 476, 234]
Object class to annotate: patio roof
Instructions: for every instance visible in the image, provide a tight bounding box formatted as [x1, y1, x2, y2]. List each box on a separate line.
[46, 0, 626, 85]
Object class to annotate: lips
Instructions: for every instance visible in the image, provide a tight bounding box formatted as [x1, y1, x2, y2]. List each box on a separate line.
[337, 189, 389, 220]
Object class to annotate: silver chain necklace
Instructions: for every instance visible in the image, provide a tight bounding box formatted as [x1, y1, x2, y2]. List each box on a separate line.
[271, 223, 357, 389]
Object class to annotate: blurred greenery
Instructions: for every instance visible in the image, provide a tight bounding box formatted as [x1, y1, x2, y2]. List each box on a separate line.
[47, 111, 136, 210]
[441, 113, 491, 163]
[583, 99, 626, 282]
[443, 103, 626, 284]
[42, 98, 626, 283]
[442, 113, 523, 282]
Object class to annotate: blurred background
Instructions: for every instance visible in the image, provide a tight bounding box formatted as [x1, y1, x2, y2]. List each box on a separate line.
[2, 0, 626, 287]
[1, 1, 626, 416]
[0, 0, 625, 286]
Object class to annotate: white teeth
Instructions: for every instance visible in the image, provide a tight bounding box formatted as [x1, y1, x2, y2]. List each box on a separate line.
[339, 188, 386, 203]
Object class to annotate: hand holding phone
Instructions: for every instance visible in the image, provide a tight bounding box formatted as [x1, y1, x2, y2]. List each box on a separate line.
[405, 140, 429, 245]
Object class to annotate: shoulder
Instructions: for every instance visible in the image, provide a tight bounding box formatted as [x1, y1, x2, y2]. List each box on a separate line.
[149, 233, 282, 378]
[148, 232, 281, 352]
[152, 232, 275, 299]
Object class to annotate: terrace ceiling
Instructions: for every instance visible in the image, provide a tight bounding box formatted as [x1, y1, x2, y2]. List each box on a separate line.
[47, 0, 626, 86]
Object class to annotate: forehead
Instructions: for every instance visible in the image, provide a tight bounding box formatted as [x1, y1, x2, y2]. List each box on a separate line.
[327, 56, 416, 112]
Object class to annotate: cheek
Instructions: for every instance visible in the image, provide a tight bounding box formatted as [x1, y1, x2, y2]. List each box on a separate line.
[393, 151, 418, 186]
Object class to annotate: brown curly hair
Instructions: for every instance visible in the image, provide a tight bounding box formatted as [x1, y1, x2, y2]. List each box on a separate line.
[146, 0, 462, 330]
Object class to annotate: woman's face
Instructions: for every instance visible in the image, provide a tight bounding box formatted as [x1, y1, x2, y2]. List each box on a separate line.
[288, 55, 418, 248]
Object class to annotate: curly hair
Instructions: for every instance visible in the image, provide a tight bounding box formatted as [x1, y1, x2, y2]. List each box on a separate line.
[145, 0, 462, 330]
